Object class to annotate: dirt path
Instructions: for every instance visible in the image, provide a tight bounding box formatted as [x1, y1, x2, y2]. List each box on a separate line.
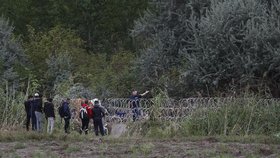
[0, 138, 279, 158]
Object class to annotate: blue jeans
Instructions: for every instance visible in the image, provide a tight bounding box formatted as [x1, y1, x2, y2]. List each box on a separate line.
[35, 111, 43, 132]
[132, 108, 141, 121]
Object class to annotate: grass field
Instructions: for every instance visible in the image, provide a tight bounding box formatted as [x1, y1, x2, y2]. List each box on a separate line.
[0, 129, 279, 158]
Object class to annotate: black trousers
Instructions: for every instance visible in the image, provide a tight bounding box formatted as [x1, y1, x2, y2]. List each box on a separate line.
[31, 112, 37, 131]
[64, 117, 70, 133]
[81, 118, 89, 133]
[26, 113, 31, 131]
[93, 119, 104, 136]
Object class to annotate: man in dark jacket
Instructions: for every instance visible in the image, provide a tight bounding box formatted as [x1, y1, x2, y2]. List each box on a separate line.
[92, 100, 105, 136]
[33, 93, 43, 132]
[62, 98, 71, 134]
[24, 95, 33, 131]
[129, 90, 149, 121]
[44, 98, 55, 134]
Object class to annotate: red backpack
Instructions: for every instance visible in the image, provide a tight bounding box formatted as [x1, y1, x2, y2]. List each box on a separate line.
[82, 103, 93, 119]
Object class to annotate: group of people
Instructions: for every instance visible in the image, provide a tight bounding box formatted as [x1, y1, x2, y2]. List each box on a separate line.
[24, 90, 149, 135]
[24, 94, 106, 136]
[78, 99, 107, 136]
[24, 93, 56, 134]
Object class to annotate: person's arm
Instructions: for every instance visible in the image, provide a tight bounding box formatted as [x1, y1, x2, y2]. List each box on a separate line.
[24, 101, 28, 113]
[43, 103, 46, 114]
[140, 91, 149, 97]
[67, 105, 71, 118]
[39, 99, 43, 113]
[101, 110, 105, 118]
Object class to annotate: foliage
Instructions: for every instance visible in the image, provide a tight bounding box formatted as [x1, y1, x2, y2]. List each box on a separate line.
[0, 0, 149, 53]
[24, 25, 86, 95]
[182, 0, 280, 96]
[181, 96, 280, 136]
[46, 52, 73, 95]
[2, 0, 279, 99]
[0, 17, 27, 129]
[0, 17, 27, 81]
[150, 90, 168, 122]
[78, 51, 137, 98]
[131, 0, 209, 97]
[67, 83, 95, 99]
[126, 94, 280, 138]
[133, 0, 280, 97]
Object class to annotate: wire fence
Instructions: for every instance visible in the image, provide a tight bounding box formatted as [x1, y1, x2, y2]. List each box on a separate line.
[102, 98, 280, 122]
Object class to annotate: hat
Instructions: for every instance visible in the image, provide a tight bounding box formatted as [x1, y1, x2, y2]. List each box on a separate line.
[91, 98, 99, 105]
[34, 93, 39, 97]
[91, 98, 100, 106]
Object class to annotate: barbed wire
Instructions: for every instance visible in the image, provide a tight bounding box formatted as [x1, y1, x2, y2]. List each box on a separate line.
[101, 98, 280, 122]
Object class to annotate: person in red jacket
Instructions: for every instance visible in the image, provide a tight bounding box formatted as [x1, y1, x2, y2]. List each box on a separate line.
[79, 100, 92, 134]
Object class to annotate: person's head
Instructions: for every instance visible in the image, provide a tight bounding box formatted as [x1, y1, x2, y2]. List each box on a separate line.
[91, 98, 98, 105]
[66, 98, 71, 103]
[132, 90, 138, 96]
[47, 98, 53, 102]
[28, 95, 33, 100]
[94, 100, 100, 106]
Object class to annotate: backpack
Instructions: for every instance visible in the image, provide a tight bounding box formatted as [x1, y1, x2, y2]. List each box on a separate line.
[86, 106, 93, 118]
[80, 107, 88, 120]
[58, 103, 65, 118]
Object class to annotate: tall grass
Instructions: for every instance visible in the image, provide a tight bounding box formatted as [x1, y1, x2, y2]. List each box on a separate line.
[0, 86, 26, 129]
[127, 92, 280, 139]
[182, 96, 280, 136]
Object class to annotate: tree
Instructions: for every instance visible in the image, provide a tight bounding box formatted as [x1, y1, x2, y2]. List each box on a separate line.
[0, 0, 149, 54]
[24, 25, 86, 95]
[131, 0, 208, 97]
[46, 52, 73, 95]
[132, 0, 280, 97]
[182, 0, 280, 96]
[0, 17, 27, 127]
[0, 17, 27, 81]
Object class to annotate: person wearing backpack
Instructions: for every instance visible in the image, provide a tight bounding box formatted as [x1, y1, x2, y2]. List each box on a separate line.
[62, 98, 71, 134]
[92, 100, 105, 136]
[79, 100, 92, 134]
[43, 98, 55, 134]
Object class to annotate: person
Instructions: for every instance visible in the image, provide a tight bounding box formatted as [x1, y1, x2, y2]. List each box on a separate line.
[129, 90, 149, 121]
[79, 100, 92, 135]
[92, 100, 105, 136]
[24, 95, 33, 131]
[91, 98, 108, 115]
[62, 98, 71, 134]
[44, 98, 55, 134]
[33, 93, 43, 132]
